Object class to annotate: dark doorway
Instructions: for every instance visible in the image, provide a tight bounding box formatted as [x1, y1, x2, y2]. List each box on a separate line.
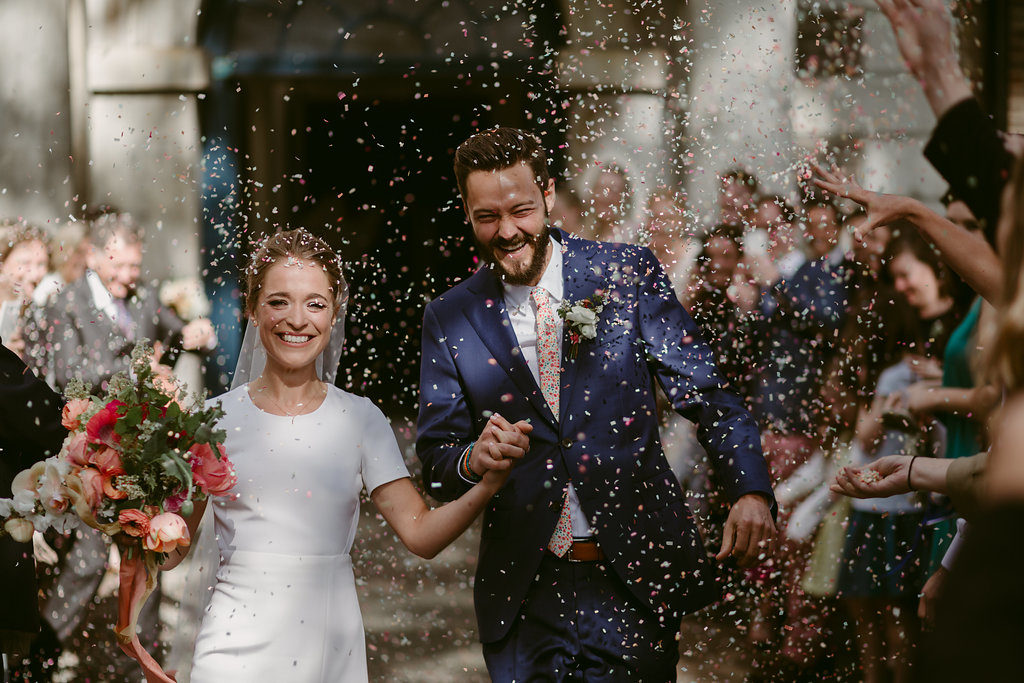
[228, 69, 564, 414]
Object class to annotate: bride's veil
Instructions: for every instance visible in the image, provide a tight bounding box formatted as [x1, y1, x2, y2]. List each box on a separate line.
[166, 265, 348, 680]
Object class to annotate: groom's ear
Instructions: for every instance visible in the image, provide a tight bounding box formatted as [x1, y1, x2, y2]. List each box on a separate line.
[542, 178, 556, 215]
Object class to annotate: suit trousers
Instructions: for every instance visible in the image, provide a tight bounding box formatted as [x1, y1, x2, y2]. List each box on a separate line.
[482, 552, 680, 682]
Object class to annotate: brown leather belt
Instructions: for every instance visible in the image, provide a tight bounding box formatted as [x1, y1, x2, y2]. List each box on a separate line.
[564, 539, 604, 563]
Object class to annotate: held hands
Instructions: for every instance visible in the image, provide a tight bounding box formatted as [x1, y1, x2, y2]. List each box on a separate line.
[470, 413, 532, 489]
[716, 493, 776, 568]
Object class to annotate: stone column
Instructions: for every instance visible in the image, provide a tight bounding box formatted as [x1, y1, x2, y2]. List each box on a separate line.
[80, 0, 209, 280]
[555, 0, 677, 238]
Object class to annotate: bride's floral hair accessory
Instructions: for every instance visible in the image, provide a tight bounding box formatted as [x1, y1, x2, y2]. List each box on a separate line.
[245, 227, 347, 315]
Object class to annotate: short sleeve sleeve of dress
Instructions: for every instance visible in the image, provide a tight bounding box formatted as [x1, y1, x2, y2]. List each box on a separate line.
[357, 397, 411, 495]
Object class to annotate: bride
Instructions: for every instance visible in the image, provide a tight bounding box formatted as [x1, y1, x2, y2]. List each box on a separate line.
[162, 228, 530, 682]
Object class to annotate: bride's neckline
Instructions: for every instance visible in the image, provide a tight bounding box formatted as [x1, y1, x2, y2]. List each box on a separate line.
[243, 382, 331, 420]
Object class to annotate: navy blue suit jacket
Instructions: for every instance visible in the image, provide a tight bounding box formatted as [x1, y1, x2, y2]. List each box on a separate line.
[416, 229, 774, 643]
[755, 253, 848, 436]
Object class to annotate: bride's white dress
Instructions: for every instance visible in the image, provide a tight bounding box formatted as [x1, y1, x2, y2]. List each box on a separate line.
[189, 384, 409, 682]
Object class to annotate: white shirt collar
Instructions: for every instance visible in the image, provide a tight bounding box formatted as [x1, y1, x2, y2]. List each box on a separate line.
[502, 237, 563, 313]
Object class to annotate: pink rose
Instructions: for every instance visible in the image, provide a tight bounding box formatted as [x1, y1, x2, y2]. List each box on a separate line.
[85, 400, 125, 447]
[77, 468, 106, 509]
[89, 447, 124, 477]
[143, 512, 190, 553]
[190, 443, 237, 497]
[118, 509, 151, 538]
[62, 398, 93, 431]
[64, 432, 91, 468]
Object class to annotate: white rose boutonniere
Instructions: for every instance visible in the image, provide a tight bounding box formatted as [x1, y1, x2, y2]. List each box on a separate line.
[557, 291, 605, 358]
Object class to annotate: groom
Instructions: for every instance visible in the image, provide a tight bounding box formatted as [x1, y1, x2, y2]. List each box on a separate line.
[417, 127, 776, 680]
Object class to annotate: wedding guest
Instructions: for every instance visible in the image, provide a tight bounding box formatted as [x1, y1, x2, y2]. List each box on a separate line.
[754, 193, 846, 473]
[643, 189, 694, 293]
[718, 168, 759, 228]
[907, 199, 998, 574]
[776, 213, 900, 675]
[746, 194, 847, 677]
[581, 164, 632, 242]
[837, 227, 962, 683]
[919, 155, 1024, 682]
[549, 187, 583, 235]
[25, 212, 216, 390]
[684, 223, 759, 399]
[32, 221, 90, 308]
[811, 165, 1001, 304]
[0, 342, 64, 681]
[876, 0, 1015, 245]
[749, 194, 803, 285]
[0, 222, 50, 358]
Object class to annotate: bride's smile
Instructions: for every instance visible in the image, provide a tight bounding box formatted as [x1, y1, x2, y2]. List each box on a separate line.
[254, 258, 336, 374]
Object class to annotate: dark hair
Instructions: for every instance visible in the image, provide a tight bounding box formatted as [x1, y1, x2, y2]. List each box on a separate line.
[245, 228, 346, 317]
[721, 168, 759, 193]
[885, 222, 953, 299]
[696, 222, 745, 264]
[89, 212, 143, 248]
[454, 127, 549, 200]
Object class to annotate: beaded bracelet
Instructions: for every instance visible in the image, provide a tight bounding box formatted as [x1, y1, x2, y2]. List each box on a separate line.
[459, 442, 482, 483]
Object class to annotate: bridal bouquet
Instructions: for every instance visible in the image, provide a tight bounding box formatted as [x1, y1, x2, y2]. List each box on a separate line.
[0, 342, 235, 683]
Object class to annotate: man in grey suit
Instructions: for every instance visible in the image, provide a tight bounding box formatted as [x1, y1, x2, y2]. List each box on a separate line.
[22, 212, 216, 679]
[26, 212, 215, 391]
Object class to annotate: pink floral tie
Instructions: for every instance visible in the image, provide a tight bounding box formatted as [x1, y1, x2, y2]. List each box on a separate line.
[532, 288, 572, 556]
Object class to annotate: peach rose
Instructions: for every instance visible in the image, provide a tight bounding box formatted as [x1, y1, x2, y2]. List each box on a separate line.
[89, 446, 124, 477]
[143, 512, 190, 553]
[190, 443, 237, 497]
[118, 509, 151, 538]
[63, 431, 92, 468]
[102, 474, 128, 501]
[61, 398, 93, 431]
[4, 518, 34, 543]
[76, 468, 106, 509]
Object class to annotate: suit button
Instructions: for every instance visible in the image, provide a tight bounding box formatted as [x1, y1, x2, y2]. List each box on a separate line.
[561, 438, 573, 449]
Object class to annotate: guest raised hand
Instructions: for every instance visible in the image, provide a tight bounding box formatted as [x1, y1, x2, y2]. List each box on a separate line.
[875, 0, 972, 117]
[811, 162, 1002, 302]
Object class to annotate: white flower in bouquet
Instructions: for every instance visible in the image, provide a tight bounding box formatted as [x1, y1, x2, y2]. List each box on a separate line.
[159, 277, 211, 321]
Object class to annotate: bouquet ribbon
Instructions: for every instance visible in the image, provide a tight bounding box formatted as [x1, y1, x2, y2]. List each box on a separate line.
[64, 475, 176, 682]
[116, 550, 176, 683]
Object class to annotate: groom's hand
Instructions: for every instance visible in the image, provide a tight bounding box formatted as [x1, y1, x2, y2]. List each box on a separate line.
[716, 493, 776, 568]
[469, 413, 532, 476]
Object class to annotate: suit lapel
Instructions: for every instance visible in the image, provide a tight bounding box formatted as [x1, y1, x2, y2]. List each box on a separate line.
[555, 231, 603, 420]
[463, 266, 557, 428]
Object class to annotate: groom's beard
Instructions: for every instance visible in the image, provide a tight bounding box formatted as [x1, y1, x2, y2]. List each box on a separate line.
[477, 224, 551, 286]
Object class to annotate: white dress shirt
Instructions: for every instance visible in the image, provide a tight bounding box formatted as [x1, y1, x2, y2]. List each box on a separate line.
[502, 238, 594, 538]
